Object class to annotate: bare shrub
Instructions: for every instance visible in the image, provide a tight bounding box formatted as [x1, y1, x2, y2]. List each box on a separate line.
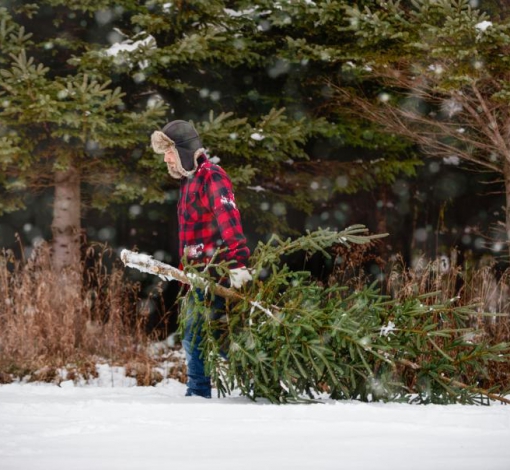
[0, 242, 184, 383]
[328, 245, 510, 390]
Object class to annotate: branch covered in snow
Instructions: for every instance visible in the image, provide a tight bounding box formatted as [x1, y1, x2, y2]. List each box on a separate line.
[120, 250, 243, 301]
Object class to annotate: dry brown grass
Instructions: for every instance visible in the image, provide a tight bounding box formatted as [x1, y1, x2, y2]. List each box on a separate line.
[2, 239, 509, 390]
[330, 243, 510, 390]
[331, 242, 510, 318]
[0, 242, 185, 385]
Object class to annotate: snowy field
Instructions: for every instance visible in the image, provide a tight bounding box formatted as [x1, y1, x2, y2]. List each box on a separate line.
[1, 369, 510, 470]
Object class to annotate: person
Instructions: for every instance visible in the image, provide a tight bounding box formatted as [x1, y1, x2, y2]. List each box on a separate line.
[151, 120, 251, 398]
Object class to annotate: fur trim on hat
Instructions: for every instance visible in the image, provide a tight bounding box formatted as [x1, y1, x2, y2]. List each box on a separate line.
[151, 130, 175, 154]
[177, 147, 206, 178]
[151, 130, 205, 179]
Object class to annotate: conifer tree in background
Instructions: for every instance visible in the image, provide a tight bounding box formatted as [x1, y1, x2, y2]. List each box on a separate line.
[0, 2, 166, 271]
[330, 0, 510, 258]
[71, 0, 420, 235]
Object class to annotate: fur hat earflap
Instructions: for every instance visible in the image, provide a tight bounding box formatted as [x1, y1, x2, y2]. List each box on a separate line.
[151, 131, 175, 154]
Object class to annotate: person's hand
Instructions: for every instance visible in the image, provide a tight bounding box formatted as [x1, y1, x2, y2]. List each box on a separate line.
[229, 267, 252, 289]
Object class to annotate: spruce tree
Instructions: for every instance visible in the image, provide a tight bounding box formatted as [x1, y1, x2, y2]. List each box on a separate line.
[72, 0, 420, 235]
[1, 0, 425, 251]
[330, 0, 510, 258]
[0, 2, 166, 270]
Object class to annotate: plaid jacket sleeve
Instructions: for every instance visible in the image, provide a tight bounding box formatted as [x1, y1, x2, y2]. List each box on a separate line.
[200, 165, 250, 268]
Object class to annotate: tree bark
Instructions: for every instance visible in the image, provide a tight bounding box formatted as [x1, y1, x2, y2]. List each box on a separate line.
[51, 167, 81, 271]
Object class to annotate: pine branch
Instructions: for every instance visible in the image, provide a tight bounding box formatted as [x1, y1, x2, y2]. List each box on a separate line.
[253, 224, 387, 263]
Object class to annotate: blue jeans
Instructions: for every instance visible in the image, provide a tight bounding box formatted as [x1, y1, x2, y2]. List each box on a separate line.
[182, 290, 226, 398]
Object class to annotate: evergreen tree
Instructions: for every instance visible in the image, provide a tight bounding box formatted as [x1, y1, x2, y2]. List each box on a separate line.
[329, 0, 510, 258]
[72, 0, 420, 235]
[0, 0, 427, 261]
[0, 2, 166, 270]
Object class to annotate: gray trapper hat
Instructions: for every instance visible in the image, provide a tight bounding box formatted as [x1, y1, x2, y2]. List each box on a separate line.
[151, 120, 205, 178]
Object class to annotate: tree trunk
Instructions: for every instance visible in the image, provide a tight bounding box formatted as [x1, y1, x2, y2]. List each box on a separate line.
[51, 166, 81, 271]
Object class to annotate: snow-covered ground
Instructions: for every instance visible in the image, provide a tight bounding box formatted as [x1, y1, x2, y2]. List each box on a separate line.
[1, 371, 510, 470]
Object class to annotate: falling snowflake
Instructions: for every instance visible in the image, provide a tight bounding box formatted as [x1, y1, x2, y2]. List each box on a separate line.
[185, 243, 204, 259]
[475, 21, 492, 32]
[380, 321, 396, 337]
[221, 195, 237, 209]
[250, 132, 265, 141]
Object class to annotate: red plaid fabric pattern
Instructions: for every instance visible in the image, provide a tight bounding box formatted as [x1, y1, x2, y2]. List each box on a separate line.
[178, 156, 250, 268]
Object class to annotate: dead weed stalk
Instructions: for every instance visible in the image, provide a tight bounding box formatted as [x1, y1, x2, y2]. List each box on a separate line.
[0, 242, 183, 385]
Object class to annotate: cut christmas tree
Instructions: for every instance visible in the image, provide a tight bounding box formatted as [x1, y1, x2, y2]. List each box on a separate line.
[123, 225, 510, 404]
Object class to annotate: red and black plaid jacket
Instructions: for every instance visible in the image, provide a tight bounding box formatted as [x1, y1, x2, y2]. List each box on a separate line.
[178, 155, 250, 269]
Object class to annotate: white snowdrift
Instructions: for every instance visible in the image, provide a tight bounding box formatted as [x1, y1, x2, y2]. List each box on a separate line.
[1, 378, 509, 470]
